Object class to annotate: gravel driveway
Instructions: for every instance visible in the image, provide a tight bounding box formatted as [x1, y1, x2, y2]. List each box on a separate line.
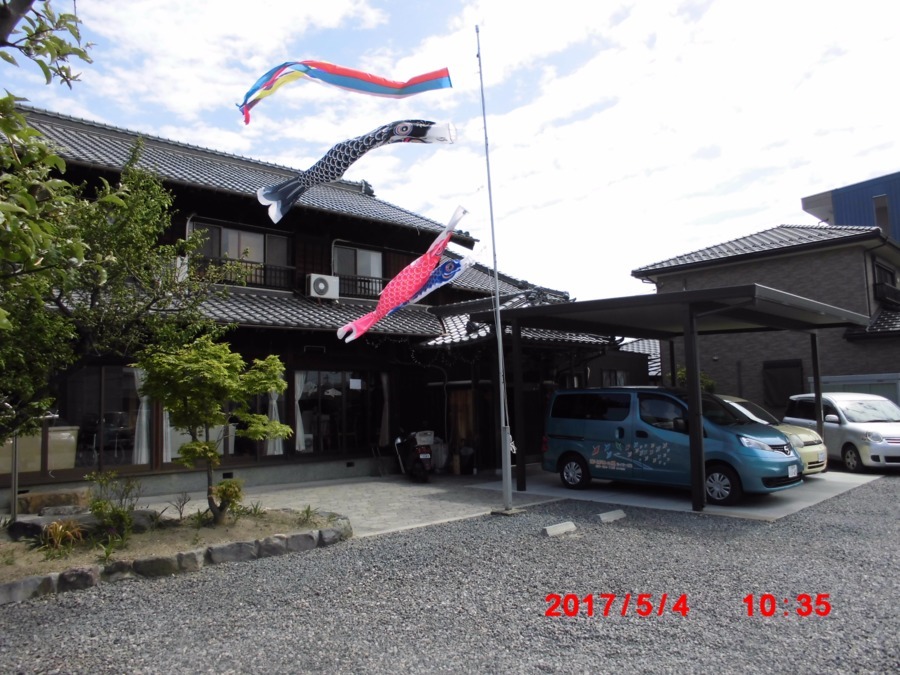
[0, 474, 897, 674]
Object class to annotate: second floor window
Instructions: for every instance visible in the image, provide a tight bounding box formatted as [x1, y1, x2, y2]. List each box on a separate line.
[194, 222, 291, 288]
[334, 245, 383, 297]
[874, 262, 896, 287]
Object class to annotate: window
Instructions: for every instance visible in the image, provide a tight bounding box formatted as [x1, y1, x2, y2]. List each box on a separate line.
[46, 365, 146, 472]
[638, 393, 687, 432]
[334, 245, 383, 296]
[875, 262, 896, 286]
[294, 370, 383, 455]
[551, 393, 630, 421]
[193, 222, 291, 288]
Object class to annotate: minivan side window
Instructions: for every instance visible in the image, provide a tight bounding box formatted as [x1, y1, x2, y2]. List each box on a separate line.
[551, 393, 630, 421]
[638, 394, 687, 432]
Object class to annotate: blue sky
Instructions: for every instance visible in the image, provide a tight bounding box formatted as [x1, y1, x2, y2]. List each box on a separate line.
[8, 0, 900, 300]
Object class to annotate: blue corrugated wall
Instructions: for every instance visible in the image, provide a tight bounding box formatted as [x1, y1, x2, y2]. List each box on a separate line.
[832, 172, 900, 240]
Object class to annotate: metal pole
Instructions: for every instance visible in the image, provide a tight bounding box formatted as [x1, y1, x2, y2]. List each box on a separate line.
[476, 25, 512, 510]
[10, 433, 18, 521]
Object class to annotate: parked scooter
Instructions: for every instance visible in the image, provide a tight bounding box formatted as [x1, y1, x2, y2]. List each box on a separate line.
[394, 430, 434, 483]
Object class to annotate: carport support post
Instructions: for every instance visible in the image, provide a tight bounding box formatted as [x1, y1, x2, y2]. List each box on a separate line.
[810, 332, 824, 438]
[683, 305, 705, 511]
[512, 319, 527, 492]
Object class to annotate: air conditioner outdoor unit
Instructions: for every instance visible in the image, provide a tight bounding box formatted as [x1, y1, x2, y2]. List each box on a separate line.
[308, 273, 340, 300]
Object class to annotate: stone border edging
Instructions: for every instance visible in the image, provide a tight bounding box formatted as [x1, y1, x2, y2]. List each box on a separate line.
[0, 515, 352, 606]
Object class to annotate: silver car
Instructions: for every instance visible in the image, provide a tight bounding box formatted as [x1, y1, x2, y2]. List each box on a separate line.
[783, 392, 900, 472]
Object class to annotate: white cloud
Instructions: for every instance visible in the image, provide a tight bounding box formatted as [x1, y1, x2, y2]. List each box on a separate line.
[10, 0, 900, 302]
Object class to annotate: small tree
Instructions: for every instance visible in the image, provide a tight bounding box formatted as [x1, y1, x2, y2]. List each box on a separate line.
[134, 335, 292, 525]
[676, 366, 716, 393]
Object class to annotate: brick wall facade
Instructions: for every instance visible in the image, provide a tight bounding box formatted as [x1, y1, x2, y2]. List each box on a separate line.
[651, 244, 900, 416]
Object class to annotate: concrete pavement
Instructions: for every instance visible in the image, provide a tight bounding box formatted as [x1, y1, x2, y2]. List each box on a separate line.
[139, 464, 882, 535]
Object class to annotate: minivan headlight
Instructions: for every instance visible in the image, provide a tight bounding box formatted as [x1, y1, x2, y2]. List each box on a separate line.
[739, 436, 775, 452]
[865, 430, 884, 443]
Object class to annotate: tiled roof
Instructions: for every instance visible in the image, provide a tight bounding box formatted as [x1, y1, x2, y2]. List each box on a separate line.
[633, 224, 882, 275]
[20, 106, 586, 346]
[423, 292, 612, 348]
[202, 287, 443, 337]
[20, 106, 477, 246]
[621, 338, 662, 377]
[846, 308, 900, 339]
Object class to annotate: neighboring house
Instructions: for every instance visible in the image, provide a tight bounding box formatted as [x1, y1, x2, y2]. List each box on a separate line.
[621, 338, 661, 384]
[2, 107, 646, 494]
[801, 170, 900, 239]
[632, 223, 900, 415]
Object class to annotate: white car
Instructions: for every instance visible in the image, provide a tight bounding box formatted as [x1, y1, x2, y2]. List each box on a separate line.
[782, 392, 900, 472]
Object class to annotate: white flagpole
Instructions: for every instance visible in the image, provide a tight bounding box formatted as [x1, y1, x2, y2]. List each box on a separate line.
[476, 25, 513, 511]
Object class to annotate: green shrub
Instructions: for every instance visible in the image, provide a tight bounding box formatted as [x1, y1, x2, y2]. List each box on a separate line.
[86, 470, 143, 544]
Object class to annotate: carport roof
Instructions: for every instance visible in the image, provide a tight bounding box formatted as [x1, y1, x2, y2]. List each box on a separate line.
[471, 284, 869, 339]
[482, 284, 869, 511]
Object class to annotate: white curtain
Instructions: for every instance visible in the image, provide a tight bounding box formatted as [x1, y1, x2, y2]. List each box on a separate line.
[265, 389, 283, 455]
[294, 371, 307, 452]
[379, 372, 390, 447]
[130, 368, 151, 465]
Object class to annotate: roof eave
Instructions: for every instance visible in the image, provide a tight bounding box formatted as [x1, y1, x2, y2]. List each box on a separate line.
[632, 229, 888, 280]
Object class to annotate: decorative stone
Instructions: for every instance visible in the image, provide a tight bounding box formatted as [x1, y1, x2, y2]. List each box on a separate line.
[39, 505, 87, 517]
[6, 519, 43, 542]
[133, 555, 179, 577]
[542, 521, 577, 537]
[101, 560, 135, 582]
[285, 532, 318, 552]
[318, 528, 342, 547]
[599, 509, 626, 523]
[206, 541, 257, 565]
[131, 510, 163, 534]
[0, 574, 57, 604]
[328, 516, 353, 540]
[177, 549, 206, 573]
[256, 535, 288, 558]
[16, 488, 90, 515]
[0, 512, 354, 606]
[58, 566, 100, 592]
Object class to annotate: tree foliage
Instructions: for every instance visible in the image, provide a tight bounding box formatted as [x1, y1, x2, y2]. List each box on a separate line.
[135, 336, 292, 524]
[1, 2, 237, 443]
[50, 141, 238, 359]
[0, 0, 91, 87]
[0, 0, 88, 438]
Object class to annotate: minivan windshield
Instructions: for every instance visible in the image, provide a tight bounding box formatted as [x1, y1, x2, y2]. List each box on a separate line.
[671, 392, 745, 426]
[839, 398, 900, 423]
[721, 398, 779, 426]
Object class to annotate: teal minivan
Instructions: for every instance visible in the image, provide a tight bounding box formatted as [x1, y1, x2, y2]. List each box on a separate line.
[542, 387, 804, 505]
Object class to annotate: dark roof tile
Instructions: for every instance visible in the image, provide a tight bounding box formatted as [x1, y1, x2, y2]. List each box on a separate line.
[21, 106, 477, 247]
[203, 288, 444, 336]
[634, 224, 881, 274]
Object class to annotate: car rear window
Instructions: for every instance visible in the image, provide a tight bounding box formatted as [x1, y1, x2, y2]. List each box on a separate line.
[785, 399, 815, 420]
[551, 393, 630, 421]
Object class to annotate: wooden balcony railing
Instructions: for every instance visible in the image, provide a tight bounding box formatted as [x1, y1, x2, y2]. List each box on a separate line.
[200, 258, 294, 290]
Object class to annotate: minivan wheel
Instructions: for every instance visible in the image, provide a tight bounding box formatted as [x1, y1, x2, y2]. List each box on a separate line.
[705, 464, 743, 506]
[842, 445, 863, 473]
[560, 455, 591, 489]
